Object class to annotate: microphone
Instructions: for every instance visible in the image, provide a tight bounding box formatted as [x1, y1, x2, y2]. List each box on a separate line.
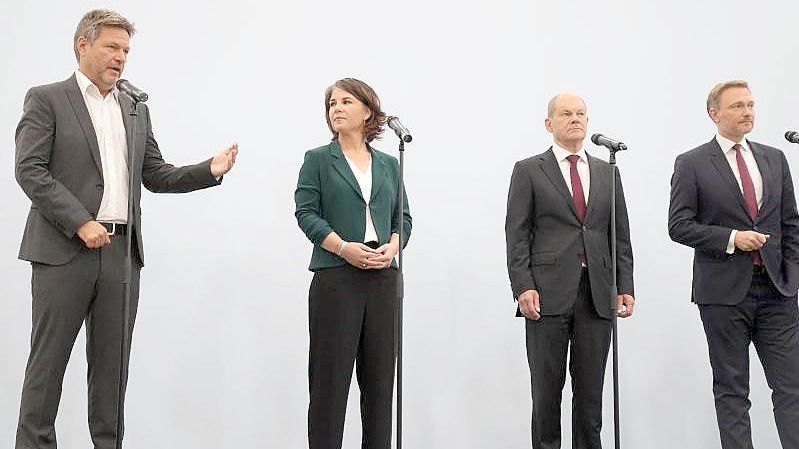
[387, 116, 412, 143]
[786, 131, 799, 144]
[116, 79, 148, 103]
[591, 133, 627, 151]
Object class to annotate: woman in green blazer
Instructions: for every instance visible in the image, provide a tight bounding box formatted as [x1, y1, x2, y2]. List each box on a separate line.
[294, 78, 411, 449]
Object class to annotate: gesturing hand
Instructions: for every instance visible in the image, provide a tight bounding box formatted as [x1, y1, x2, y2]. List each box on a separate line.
[210, 142, 239, 178]
[734, 230, 769, 251]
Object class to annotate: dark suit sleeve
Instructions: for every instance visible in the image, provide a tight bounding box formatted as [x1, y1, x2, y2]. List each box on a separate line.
[390, 158, 412, 249]
[140, 105, 221, 193]
[779, 152, 799, 286]
[668, 155, 734, 253]
[295, 150, 334, 245]
[505, 161, 537, 298]
[15, 88, 92, 238]
[614, 167, 635, 296]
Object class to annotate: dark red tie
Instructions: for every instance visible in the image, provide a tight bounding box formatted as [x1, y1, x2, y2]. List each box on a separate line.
[568, 155, 588, 265]
[567, 155, 587, 222]
[734, 144, 763, 265]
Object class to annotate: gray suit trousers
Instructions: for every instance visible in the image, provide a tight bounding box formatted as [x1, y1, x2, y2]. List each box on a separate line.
[16, 235, 140, 449]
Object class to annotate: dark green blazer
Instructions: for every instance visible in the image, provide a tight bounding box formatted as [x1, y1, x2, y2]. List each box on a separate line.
[295, 141, 412, 271]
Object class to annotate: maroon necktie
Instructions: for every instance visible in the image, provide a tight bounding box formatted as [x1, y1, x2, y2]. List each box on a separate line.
[567, 155, 587, 222]
[734, 144, 763, 265]
[568, 155, 588, 265]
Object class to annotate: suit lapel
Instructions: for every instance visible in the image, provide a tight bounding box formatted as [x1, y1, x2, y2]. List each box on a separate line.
[538, 148, 580, 221]
[370, 147, 390, 202]
[118, 93, 136, 169]
[749, 140, 772, 216]
[708, 139, 749, 217]
[329, 142, 365, 201]
[64, 75, 103, 175]
[584, 153, 604, 222]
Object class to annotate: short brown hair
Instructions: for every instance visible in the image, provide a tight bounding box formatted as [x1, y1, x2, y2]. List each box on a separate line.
[707, 80, 749, 112]
[325, 78, 386, 143]
[73, 9, 136, 62]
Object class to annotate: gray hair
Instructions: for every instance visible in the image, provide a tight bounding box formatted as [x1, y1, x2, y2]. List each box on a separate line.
[547, 93, 586, 117]
[73, 9, 136, 62]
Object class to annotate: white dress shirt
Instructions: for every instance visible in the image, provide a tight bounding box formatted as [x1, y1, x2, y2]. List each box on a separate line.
[552, 142, 590, 203]
[716, 134, 764, 253]
[75, 70, 129, 224]
[343, 154, 379, 243]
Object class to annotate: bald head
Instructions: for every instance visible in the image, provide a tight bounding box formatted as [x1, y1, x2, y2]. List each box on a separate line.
[547, 93, 586, 117]
[545, 93, 588, 152]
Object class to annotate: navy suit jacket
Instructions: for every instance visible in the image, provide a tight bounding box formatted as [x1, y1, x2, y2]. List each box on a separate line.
[668, 137, 799, 304]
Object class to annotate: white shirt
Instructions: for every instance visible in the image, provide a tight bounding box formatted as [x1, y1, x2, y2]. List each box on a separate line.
[343, 154, 379, 243]
[716, 134, 764, 253]
[75, 70, 129, 223]
[552, 142, 590, 203]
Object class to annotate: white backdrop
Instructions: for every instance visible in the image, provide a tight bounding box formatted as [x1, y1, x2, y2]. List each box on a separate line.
[2, 1, 799, 447]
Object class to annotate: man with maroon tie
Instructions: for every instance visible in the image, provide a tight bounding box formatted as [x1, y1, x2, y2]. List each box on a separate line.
[505, 93, 635, 448]
[669, 80, 799, 449]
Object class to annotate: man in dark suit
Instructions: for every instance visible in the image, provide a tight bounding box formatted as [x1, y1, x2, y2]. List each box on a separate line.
[669, 80, 799, 449]
[14, 10, 238, 449]
[505, 93, 635, 449]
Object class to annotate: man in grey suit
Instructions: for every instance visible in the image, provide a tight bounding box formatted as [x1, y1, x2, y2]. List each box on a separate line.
[14, 10, 238, 449]
[505, 93, 635, 449]
[669, 80, 799, 449]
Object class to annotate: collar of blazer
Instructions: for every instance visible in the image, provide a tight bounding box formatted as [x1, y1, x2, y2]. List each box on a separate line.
[537, 146, 607, 224]
[327, 140, 391, 203]
[63, 74, 139, 177]
[707, 137, 773, 220]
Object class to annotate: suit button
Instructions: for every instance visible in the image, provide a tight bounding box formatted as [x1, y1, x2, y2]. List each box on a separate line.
[582, 225, 587, 231]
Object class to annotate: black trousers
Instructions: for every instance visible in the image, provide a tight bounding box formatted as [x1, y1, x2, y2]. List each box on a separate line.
[308, 265, 398, 449]
[699, 270, 799, 449]
[16, 236, 141, 449]
[525, 269, 612, 449]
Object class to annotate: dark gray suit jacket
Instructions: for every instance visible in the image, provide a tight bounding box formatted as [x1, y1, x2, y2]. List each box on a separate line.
[668, 138, 799, 304]
[505, 148, 635, 319]
[15, 74, 221, 266]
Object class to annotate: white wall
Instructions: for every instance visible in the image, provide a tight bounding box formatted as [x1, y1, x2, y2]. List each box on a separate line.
[2, 0, 798, 447]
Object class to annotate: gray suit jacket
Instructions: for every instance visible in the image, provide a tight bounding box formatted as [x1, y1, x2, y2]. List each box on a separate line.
[15, 74, 221, 266]
[668, 138, 799, 304]
[505, 148, 634, 319]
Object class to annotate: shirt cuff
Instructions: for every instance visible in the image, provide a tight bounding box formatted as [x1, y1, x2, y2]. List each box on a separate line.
[726, 230, 737, 254]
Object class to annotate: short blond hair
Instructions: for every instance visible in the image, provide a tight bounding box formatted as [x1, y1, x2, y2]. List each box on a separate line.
[707, 80, 749, 112]
[73, 9, 136, 62]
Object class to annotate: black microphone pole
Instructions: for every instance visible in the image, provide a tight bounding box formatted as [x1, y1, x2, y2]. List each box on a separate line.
[388, 117, 411, 449]
[592, 132, 626, 449]
[609, 148, 621, 449]
[396, 138, 405, 449]
[116, 80, 146, 449]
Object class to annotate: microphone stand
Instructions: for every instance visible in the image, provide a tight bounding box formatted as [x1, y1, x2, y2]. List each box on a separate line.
[608, 148, 621, 449]
[116, 95, 139, 449]
[394, 138, 406, 449]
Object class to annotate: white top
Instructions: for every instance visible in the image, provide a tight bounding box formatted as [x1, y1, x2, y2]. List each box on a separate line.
[75, 70, 129, 224]
[343, 153, 379, 243]
[715, 134, 764, 254]
[552, 142, 590, 203]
